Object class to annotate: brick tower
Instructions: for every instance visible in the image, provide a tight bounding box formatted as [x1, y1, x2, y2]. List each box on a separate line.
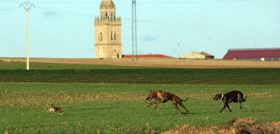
[95, 0, 122, 59]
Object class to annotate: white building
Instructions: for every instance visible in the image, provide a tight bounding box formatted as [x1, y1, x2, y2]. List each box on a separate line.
[180, 51, 214, 59]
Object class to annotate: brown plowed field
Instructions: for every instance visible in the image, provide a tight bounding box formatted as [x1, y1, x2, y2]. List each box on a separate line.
[2, 58, 280, 68]
[162, 118, 280, 134]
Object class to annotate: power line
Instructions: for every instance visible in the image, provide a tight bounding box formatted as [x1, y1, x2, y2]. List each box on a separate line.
[0, 7, 18, 11]
[37, 6, 94, 18]
[0, 0, 20, 3]
[27, 0, 256, 5]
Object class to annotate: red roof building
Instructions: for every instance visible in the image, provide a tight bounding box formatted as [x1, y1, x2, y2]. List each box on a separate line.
[122, 54, 174, 59]
[223, 48, 280, 61]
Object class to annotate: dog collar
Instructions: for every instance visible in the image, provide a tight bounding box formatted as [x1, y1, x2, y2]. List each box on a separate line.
[220, 94, 224, 100]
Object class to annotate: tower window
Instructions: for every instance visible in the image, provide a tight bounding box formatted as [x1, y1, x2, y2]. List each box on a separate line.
[99, 32, 103, 41]
[114, 32, 117, 40]
[111, 12, 114, 20]
[111, 31, 113, 40]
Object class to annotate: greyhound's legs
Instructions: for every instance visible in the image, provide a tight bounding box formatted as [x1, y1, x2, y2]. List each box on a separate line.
[179, 102, 189, 113]
[226, 103, 232, 112]
[58, 112, 63, 116]
[154, 103, 159, 109]
[147, 99, 158, 108]
[240, 102, 243, 109]
[220, 104, 227, 113]
[147, 102, 154, 108]
[154, 101, 161, 109]
[172, 101, 182, 114]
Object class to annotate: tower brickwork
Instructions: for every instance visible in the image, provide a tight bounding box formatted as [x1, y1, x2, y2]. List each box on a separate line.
[95, 0, 122, 59]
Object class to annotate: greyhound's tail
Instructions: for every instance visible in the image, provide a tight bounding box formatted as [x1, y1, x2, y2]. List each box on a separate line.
[243, 95, 248, 108]
[183, 97, 189, 102]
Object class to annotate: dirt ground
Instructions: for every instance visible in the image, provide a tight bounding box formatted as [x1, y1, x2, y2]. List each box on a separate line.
[161, 118, 280, 134]
[2, 58, 280, 68]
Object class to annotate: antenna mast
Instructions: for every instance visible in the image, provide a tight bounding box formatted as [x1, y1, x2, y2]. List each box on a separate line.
[19, 1, 35, 70]
[132, 0, 137, 61]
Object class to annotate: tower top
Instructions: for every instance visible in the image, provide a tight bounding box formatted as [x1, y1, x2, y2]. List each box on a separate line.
[100, 0, 115, 9]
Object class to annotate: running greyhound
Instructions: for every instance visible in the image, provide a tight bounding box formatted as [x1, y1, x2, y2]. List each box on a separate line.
[146, 90, 189, 114]
[214, 90, 247, 113]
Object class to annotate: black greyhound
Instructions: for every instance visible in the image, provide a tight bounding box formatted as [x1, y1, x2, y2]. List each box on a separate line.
[214, 90, 247, 113]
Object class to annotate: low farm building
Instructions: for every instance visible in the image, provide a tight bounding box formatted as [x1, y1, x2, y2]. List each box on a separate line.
[223, 48, 280, 61]
[179, 51, 214, 59]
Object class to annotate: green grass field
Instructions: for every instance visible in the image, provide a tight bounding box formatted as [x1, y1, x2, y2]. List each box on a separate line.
[0, 62, 280, 133]
[1, 62, 280, 84]
[1, 83, 280, 133]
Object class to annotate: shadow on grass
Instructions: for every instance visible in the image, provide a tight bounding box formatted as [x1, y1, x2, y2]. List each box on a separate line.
[74, 106, 120, 111]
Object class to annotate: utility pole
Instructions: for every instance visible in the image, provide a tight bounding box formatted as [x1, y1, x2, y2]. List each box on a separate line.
[132, 0, 137, 61]
[19, 1, 34, 71]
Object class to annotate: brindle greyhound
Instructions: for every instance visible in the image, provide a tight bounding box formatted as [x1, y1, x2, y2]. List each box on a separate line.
[146, 90, 189, 114]
[48, 104, 63, 116]
[214, 90, 247, 113]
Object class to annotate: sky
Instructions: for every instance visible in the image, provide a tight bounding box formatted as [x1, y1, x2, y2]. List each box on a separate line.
[0, 0, 280, 58]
